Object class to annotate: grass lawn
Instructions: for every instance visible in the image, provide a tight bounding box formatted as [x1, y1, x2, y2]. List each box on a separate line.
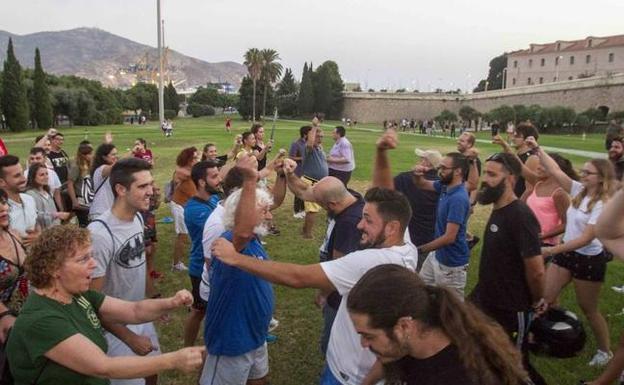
[2, 116, 622, 384]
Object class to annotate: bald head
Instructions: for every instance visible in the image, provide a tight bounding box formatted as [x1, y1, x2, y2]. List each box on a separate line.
[313, 176, 351, 205]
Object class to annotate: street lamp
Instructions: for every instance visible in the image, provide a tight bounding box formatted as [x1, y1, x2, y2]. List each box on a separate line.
[502, 68, 507, 89]
[554, 55, 563, 82]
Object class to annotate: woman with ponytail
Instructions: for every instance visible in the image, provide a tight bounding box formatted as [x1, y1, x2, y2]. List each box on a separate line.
[347, 264, 529, 385]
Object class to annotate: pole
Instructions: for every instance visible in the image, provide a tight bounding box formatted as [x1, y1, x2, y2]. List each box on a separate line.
[157, 0, 164, 125]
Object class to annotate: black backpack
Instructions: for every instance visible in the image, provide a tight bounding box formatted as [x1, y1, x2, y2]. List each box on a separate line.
[529, 307, 586, 358]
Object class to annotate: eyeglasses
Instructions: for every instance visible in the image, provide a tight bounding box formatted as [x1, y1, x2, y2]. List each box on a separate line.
[436, 164, 454, 171]
[579, 169, 599, 177]
[486, 153, 515, 174]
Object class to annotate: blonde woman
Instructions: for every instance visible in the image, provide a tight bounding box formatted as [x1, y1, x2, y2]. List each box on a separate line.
[67, 141, 94, 227]
[527, 137, 615, 367]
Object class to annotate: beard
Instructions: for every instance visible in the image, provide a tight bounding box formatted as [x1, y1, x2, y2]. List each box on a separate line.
[360, 232, 387, 249]
[476, 179, 506, 205]
[253, 222, 270, 237]
[438, 171, 453, 185]
[609, 150, 623, 161]
[205, 184, 223, 198]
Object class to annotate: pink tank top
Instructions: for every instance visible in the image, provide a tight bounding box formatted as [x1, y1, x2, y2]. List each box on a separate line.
[526, 183, 563, 246]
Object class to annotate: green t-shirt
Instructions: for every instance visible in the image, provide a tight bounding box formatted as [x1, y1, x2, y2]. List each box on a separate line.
[7, 290, 108, 385]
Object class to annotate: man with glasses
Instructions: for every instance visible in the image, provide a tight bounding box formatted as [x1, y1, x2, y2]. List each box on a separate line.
[411, 152, 472, 298]
[469, 152, 547, 385]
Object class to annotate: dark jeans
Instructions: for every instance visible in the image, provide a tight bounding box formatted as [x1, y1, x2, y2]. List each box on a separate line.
[328, 168, 352, 187]
[74, 207, 90, 228]
[293, 195, 304, 213]
[478, 304, 547, 385]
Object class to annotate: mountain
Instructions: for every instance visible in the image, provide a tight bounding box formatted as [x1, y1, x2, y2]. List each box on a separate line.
[0, 27, 247, 89]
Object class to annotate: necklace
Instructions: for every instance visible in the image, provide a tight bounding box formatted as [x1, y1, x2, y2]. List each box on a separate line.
[36, 288, 73, 305]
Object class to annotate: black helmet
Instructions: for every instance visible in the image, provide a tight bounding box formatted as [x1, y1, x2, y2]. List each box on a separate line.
[529, 307, 586, 358]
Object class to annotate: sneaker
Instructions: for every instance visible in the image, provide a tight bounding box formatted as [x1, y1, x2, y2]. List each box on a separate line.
[171, 262, 188, 272]
[612, 285, 624, 293]
[293, 211, 306, 219]
[589, 349, 613, 366]
[266, 334, 278, 344]
[269, 317, 280, 332]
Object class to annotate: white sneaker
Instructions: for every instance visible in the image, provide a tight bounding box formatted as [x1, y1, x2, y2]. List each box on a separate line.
[612, 285, 624, 293]
[269, 317, 280, 332]
[293, 211, 306, 219]
[589, 349, 613, 366]
[171, 262, 188, 272]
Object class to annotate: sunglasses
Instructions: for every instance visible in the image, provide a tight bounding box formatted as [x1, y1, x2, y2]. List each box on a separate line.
[486, 153, 515, 174]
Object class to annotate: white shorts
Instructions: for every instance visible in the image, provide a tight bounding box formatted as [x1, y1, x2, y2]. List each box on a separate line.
[169, 201, 188, 234]
[420, 251, 468, 299]
[106, 322, 161, 385]
[199, 343, 269, 385]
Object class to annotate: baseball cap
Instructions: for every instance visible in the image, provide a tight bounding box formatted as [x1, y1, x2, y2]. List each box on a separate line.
[414, 148, 442, 168]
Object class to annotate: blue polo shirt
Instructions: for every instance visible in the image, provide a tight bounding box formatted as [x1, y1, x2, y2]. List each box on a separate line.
[204, 231, 274, 356]
[433, 181, 470, 267]
[184, 195, 220, 278]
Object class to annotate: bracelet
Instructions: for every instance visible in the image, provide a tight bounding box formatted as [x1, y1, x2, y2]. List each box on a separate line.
[0, 309, 15, 321]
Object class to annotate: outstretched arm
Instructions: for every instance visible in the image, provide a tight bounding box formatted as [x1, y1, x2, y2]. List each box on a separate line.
[596, 188, 624, 259]
[232, 155, 260, 251]
[372, 130, 397, 189]
[526, 137, 573, 193]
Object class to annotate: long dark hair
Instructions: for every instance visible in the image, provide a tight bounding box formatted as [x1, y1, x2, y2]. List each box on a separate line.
[26, 163, 50, 193]
[91, 143, 116, 178]
[347, 265, 528, 385]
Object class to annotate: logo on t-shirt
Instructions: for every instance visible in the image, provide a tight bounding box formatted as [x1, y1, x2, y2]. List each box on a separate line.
[115, 233, 146, 268]
[489, 223, 499, 233]
[77, 295, 102, 330]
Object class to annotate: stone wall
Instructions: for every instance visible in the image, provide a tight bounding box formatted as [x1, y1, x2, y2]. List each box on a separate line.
[342, 73, 624, 123]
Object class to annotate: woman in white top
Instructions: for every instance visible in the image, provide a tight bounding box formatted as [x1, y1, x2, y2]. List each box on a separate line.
[527, 137, 615, 367]
[25, 163, 71, 229]
[88, 143, 118, 220]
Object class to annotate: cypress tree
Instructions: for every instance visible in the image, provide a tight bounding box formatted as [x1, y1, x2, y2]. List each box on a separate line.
[33, 48, 53, 129]
[297, 62, 314, 115]
[164, 81, 179, 114]
[1, 38, 30, 131]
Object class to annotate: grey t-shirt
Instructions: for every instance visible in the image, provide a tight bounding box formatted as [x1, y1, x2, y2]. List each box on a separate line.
[88, 210, 146, 302]
[302, 145, 329, 181]
[89, 165, 113, 219]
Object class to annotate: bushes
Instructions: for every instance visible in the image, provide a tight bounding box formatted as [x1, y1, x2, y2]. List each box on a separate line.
[187, 104, 215, 118]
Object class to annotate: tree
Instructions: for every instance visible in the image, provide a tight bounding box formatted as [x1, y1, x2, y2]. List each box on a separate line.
[297, 62, 314, 116]
[125, 83, 158, 116]
[486, 105, 515, 125]
[458, 105, 480, 128]
[188, 86, 219, 107]
[312, 61, 344, 118]
[243, 48, 263, 121]
[237, 76, 263, 120]
[164, 81, 179, 115]
[474, 53, 508, 92]
[275, 68, 298, 117]
[32, 48, 53, 129]
[1, 38, 30, 131]
[434, 110, 458, 125]
[259, 49, 283, 118]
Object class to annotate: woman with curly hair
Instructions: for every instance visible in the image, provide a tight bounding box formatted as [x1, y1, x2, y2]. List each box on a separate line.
[347, 264, 530, 385]
[6, 225, 204, 384]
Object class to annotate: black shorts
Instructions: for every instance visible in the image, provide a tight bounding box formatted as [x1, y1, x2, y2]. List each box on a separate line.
[552, 251, 609, 282]
[190, 275, 207, 311]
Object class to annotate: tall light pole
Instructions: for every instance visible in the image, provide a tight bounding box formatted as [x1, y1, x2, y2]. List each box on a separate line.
[502, 68, 507, 89]
[157, 0, 164, 124]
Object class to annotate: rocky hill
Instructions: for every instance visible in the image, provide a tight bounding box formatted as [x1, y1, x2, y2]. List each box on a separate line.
[0, 27, 247, 89]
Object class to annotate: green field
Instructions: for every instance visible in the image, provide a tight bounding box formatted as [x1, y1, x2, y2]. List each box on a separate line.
[2, 116, 622, 385]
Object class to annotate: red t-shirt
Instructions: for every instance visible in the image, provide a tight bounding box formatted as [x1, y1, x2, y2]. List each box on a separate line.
[0, 138, 8, 156]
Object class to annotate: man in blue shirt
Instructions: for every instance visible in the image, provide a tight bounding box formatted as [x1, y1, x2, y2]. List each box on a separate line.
[183, 160, 223, 347]
[200, 161, 275, 385]
[413, 152, 472, 298]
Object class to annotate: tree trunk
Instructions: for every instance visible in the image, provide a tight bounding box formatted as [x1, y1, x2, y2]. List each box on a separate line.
[252, 79, 257, 122]
[262, 82, 268, 119]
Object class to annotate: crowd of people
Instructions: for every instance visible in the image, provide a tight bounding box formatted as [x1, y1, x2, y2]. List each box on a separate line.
[1, 117, 624, 385]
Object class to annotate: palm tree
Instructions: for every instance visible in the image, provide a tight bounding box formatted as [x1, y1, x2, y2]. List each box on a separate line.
[260, 49, 283, 118]
[243, 48, 263, 121]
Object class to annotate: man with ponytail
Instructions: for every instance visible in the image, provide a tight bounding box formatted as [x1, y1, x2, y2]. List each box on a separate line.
[469, 152, 547, 385]
[347, 264, 531, 385]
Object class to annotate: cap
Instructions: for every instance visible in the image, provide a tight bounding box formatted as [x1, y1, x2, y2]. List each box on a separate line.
[414, 148, 442, 168]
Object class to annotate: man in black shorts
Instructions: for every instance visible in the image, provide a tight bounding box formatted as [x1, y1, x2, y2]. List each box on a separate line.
[469, 152, 547, 385]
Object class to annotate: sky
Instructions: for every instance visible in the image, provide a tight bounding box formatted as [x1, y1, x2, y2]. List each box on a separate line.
[1, 0, 623, 92]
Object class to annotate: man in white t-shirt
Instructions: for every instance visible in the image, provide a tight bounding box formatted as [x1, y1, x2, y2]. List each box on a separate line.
[0, 155, 40, 245]
[212, 186, 418, 385]
[88, 158, 159, 385]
